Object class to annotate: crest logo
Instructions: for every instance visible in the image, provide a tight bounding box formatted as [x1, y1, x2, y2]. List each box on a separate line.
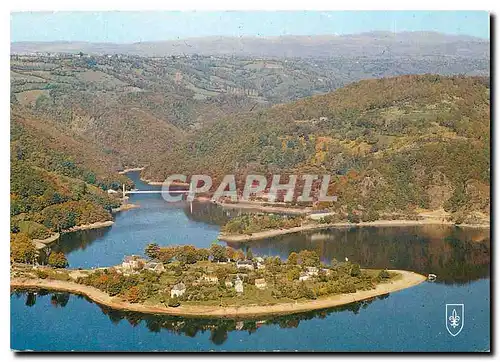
[446, 304, 464, 336]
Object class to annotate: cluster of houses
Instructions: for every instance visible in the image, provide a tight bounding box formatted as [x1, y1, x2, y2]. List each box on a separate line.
[118, 255, 269, 298]
[118, 255, 165, 275]
[299, 266, 331, 281]
[118, 255, 329, 300]
[170, 275, 247, 298]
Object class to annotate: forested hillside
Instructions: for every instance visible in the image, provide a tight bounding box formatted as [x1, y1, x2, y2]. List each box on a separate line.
[10, 107, 132, 240]
[145, 75, 490, 223]
[10, 51, 490, 242]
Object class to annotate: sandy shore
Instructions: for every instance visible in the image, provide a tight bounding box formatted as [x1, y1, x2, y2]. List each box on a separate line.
[217, 201, 312, 215]
[219, 219, 490, 242]
[118, 167, 145, 174]
[139, 178, 190, 187]
[111, 203, 139, 213]
[10, 269, 425, 318]
[32, 233, 61, 250]
[62, 220, 114, 233]
[32, 233, 60, 245]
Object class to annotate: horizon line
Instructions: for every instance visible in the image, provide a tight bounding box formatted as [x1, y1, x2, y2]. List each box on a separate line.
[10, 30, 490, 44]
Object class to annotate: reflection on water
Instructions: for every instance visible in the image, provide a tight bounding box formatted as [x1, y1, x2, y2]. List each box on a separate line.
[11, 289, 382, 346]
[228, 226, 490, 285]
[51, 227, 113, 255]
[15, 171, 489, 351]
[45, 170, 490, 286]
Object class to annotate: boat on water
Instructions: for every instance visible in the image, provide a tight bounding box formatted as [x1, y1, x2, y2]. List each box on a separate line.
[428, 274, 437, 281]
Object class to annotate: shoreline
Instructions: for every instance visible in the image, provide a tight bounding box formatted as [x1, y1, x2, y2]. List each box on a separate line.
[10, 269, 426, 318]
[62, 220, 114, 233]
[216, 201, 312, 215]
[219, 219, 490, 242]
[139, 177, 190, 187]
[111, 203, 139, 213]
[118, 167, 145, 174]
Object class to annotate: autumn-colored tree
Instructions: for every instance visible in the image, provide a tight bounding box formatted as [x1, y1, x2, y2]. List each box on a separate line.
[156, 246, 178, 263]
[10, 232, 36, 264]
[210, 243, 227, 262]
[234, 249, 245, 261]
[126, 286, 141, 303]
[297, 250, 320, 267]
[177, 245, 198, 264]
[48, 252, 68, 268]
[287, 252, 298, 265]
[144, 243, 160, 259]
[225, 246, 237, 260]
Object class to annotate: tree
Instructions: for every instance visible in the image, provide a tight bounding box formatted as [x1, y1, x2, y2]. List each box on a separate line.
[287, 252, 298, 265]
[234, 249, 245, 261]
[10, 232, 36, 264]
[378, 269, 390, 279]
[246, 248, 254, 261]
[126, 286, 141, 303]
[226, 246, 237, 261]
[286, 267, 300, 281]
[177, 245, 198, 264]
[297, 250, 320, 267]
[48, 252, 68, 268]
[197, 248, 210, 261]
[350, 263, 361, 277]
[156, 246, 177, 263]
[210, 243, 227, 262]
[145, 243, 160, 259]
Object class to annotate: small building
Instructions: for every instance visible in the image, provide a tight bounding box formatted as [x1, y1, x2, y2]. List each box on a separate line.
[236, 260, 255, 271]
[201, 274, 219, 284]
[122, 255, 146, 271]
[235, 276, 244, 293]
[144, 262, 165, 274]
[254, 278, 267, 290]
[107, 189, 118, 194]
[255, 257, 265, 263]
[305, 266, 319, 276]
[170, 283, 186, 298]
[299, 272, 310, 282]
[321, 268, 331, 276]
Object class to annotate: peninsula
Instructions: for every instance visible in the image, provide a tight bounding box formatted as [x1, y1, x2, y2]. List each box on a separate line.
[11, 245, 426, 317]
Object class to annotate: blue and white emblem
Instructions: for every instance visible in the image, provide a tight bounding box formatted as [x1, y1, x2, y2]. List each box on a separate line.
[446, 304, 464, 336]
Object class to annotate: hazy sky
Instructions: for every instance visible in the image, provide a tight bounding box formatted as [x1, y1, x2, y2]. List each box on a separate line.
[11, 11, 490, 42]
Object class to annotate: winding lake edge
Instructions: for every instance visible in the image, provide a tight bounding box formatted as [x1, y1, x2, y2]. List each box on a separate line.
[218, 220, 490, 242]
[11, 270, 426, 318]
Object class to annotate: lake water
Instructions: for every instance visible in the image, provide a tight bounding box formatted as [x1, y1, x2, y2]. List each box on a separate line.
[11, 172, 491, 352]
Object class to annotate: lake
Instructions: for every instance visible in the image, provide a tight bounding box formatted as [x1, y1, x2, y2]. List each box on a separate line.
[11, 172, 491, 352]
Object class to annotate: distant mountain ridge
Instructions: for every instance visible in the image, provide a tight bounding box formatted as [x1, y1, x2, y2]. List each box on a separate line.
[11, 32, 490, 58]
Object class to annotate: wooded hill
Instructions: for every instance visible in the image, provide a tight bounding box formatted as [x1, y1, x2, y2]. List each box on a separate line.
[10, 51, 490, 234]
[145, 75, 490, 223]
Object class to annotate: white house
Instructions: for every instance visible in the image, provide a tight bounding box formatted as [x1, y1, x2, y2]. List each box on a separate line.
[122, 255, 146, 272]
[235, 276, 244, 293]
[321, 268, 331, 276]
[170, 283, 186, 298]
[305, 266, 319, 276]
[299, 272, 310, 282]
[201, 274, 219, 284]
[236, 260, 254, 271]
[254, 278, 267, 290]
[144, 262, 165, 274]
